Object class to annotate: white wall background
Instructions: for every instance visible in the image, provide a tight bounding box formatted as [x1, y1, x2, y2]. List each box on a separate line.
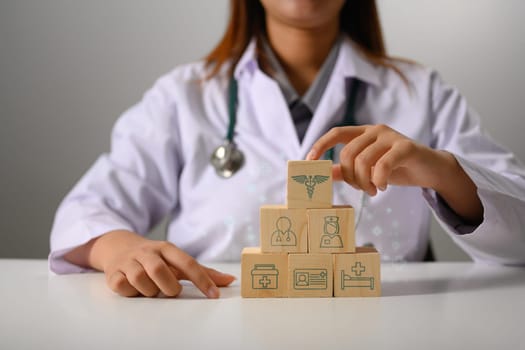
[1, 0, 523, 260]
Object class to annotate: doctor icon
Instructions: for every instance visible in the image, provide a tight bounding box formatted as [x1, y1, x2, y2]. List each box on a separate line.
[271, 217, 297, 247]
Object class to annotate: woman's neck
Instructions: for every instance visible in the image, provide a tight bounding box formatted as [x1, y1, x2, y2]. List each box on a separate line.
[265, 18, 340, 95]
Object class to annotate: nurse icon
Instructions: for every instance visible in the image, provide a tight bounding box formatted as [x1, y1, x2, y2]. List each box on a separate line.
[271, 216, 297, 246]
[320, 216, 343, 248]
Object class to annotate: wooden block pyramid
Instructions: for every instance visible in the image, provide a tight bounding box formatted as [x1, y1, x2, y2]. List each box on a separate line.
[241, 160, 381, 298]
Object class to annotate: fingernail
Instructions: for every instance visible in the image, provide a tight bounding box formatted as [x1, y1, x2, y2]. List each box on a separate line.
[207, 286, 220, 299]
[306, 149, 317, 160]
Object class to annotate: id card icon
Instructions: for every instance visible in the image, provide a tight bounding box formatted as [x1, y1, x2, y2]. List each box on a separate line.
[251, 264, 279, 289]
[293, 269, 328, 290]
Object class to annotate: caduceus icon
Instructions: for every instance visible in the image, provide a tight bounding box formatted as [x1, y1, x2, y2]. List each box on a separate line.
[291, 175, 330, 199]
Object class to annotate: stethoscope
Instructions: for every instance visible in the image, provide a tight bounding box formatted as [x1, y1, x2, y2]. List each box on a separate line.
[210, 77, 244, 179]
[210, 76, 367, 225]
[211, 77, 362, 176]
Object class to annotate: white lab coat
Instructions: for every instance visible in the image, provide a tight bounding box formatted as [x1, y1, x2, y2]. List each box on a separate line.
[49, 37, 525, 273]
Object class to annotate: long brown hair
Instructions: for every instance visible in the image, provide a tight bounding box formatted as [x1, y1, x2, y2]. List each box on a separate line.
[205, 0, 403, 79]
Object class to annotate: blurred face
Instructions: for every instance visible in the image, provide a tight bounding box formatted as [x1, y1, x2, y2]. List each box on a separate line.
[259, 0, 346, 30]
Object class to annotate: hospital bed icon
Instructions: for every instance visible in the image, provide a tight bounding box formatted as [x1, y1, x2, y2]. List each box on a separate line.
[340, 268, 375, 290]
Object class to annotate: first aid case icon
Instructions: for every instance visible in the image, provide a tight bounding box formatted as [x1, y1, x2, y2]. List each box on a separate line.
[251, 264, 279, 289]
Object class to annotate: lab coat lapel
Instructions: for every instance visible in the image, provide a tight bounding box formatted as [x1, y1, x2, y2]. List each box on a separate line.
[250, 70, 302, 160]
[300, 38, 381, 158]
[299, 64, 347, 158]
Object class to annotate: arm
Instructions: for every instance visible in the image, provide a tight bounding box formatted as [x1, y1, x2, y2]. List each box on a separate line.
[307, 71, 525, 265]
[50, 75, 234, 296]
[307, 125, 483, 225]
[425, 71, 525, 265]
[64, 230, 234, 298]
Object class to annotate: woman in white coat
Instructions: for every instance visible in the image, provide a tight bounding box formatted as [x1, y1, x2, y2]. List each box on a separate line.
[50, 0, 525, 298]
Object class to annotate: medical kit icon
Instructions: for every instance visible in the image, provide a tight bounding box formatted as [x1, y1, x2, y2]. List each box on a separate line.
[251, 264, 279, 289]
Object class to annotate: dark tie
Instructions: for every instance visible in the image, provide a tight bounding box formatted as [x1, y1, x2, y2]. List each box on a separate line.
[289, 100, 313, 143]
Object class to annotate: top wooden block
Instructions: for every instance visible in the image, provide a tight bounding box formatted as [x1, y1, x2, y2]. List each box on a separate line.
[286, 160, 332, 209]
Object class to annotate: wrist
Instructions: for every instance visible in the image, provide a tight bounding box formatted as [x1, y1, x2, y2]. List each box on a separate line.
[423, 149, 457, 193]
[424, 150, 483, 224]
[88, 230, 143, 271]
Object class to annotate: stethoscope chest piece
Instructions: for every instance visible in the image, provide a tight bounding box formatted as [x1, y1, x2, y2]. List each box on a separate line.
[210, 140, 245, 178]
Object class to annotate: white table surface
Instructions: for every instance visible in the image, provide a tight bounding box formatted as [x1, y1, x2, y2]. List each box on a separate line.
[1, 260, 524, 350]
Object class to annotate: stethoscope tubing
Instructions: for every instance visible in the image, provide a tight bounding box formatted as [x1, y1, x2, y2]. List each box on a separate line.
[212, 76, 367, 227]
[220, 77, 362, 165]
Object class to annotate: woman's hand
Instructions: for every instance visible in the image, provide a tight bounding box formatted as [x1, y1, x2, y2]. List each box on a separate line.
[64, 230, 236, 298]
[307, 124, 483, 224]
[306, 124, 445, 195]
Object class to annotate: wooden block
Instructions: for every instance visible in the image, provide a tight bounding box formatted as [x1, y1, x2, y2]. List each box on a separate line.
[286, 160, 332, 209]
[307, 205, 355, 254]
[260, 205, 308, 253]
[288, 253, 333, 297]
[241, 247, 288, 298]
[333, 247, 381, 297]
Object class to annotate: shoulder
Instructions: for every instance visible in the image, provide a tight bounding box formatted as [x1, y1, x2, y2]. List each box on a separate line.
[343, 40, 440, 100]
[369, 57, 456, 106]
[135, 60, 229, 112]
[116, 61, 229, 131]
[394, 60, 462, 108]
[154, 60, 228, 95]
[377, 58, 435, 92]
[161, 61, 214, 85]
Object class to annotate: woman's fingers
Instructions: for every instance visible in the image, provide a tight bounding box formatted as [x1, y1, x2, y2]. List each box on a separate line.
[138, 254, 182, 297]
[107, 260, 219, 298]
[307, 126, 366, 160]
[106, 262, 162, 298]
[338, 131, 377, 186]
[160, 243, 220, 299]
[169, 265, 236, 287]
[100, 234, 233, 299]
[107, 270, 140, 297]
[372, 140, 414, 189]
[309, 125, 423, 194]
[307, 126, 384, 194]
[123, 259, 160, 297]
[202, 266, 236, 287]
[332, 164, 343, 181]
[353, 141, 391, 195]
